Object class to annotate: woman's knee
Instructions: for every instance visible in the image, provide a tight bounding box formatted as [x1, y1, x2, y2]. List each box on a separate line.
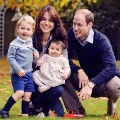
[54, 85, 64, 96]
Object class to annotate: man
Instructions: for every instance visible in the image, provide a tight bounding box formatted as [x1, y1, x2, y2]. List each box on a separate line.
[67, 8, 120, 115]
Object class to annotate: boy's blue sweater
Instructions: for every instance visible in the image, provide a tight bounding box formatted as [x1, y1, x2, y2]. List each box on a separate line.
[68, 27, 120, 85]
[7, 36, 35, 74]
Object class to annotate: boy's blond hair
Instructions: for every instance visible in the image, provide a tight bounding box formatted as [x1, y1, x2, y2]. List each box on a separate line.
[16, 14, 35, 32]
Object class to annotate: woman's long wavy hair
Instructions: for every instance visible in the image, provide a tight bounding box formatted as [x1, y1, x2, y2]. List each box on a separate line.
[33, 5, 67, 52]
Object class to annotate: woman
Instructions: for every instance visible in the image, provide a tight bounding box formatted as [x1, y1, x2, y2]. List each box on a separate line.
[30, 4, 85, 117]
[29, 5, 67, 117]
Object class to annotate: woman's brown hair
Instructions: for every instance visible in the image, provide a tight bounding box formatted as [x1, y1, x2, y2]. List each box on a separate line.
[33, 5, 67, 52]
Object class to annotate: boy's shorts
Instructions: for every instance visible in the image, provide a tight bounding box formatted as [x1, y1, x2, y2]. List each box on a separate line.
[11, 72, 35, 92]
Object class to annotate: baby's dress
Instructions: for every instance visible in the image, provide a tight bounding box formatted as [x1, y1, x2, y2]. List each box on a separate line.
[38, 54, 67, 87]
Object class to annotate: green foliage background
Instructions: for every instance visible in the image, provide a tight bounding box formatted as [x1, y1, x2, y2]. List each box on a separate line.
[0, 0, 120, 33]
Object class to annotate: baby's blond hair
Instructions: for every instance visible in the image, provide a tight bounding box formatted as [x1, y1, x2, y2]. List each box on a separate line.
[16, 14, 35, 31]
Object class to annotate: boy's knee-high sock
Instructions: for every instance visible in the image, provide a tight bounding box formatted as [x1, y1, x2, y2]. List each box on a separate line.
[3, 96, 16, 111]
[22, 100, 29, 114]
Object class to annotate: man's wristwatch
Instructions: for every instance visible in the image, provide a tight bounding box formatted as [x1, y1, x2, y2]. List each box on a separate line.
[88, 82, 95, 89]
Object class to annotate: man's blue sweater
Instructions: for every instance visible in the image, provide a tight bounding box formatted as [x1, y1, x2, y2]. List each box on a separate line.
[68, 27, 120, 85]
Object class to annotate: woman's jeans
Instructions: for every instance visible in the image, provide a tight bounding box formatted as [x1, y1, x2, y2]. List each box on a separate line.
[32, 85, 64, 116]
[42, 99, 64, 117]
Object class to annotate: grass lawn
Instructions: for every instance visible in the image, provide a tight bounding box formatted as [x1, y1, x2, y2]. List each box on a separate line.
[0, 57, 120, 120]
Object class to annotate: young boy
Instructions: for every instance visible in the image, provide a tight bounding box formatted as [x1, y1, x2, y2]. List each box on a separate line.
[0, 14, 39, 118]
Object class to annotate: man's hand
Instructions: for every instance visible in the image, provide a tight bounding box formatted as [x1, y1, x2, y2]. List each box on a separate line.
[78, 84, 92, 100]
[78, 69, 89, 88]
[18, 70, 25, 77]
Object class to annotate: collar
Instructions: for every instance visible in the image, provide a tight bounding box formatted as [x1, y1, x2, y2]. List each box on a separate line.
[78, 29, 94, 46]
[16, 36, 32, 43]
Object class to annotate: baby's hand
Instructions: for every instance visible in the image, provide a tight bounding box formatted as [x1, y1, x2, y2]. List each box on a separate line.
[62, 74, 67, 80]
[18, 70, 25, 77]
[36, 60, 43, 67]
[34, 50, 39, 59]
[38, 86, 41, 93]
